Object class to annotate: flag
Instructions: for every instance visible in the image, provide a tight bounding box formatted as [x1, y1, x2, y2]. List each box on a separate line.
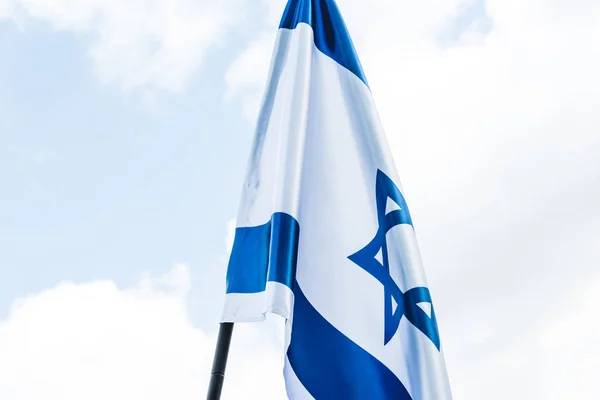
[222, 0, 452, 398]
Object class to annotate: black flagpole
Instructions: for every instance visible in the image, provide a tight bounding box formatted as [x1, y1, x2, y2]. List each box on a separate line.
[206, 322, 235, 400]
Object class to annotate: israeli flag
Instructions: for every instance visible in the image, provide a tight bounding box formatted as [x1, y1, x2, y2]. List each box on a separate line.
[222, 0, 452, 398]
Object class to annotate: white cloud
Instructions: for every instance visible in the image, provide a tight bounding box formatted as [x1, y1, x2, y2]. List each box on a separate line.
[225, 218, 237, 253]
[0, 265, 287, 399]
[225, 0, 600, 398]
[224, 31, 277, 119]
[449, 277, 600, 399]
[0, 0, 246, 92]
[224, 0, 283, 119]
[0, 1, 9, 19]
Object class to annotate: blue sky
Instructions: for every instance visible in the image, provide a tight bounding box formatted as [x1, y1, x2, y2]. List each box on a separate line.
[1, 0, 600, 398]
[0, 17, 255, 328]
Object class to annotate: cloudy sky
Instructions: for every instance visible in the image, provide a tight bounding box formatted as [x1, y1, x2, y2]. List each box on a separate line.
[1, 0, 599, 398]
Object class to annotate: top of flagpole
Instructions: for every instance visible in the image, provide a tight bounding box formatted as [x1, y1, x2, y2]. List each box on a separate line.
[279, 0, 368, 87]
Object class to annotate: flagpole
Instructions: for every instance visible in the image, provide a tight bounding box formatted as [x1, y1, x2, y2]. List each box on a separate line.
[206, 322, 234, 400]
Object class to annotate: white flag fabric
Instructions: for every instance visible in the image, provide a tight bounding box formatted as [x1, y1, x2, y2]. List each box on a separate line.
[222, 0, 452, 398]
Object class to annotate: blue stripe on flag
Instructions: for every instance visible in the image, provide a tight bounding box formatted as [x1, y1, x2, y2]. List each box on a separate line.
[287, 281, 412, 399]
[279, 0, 368, 87]
[226, 213, 300, 294]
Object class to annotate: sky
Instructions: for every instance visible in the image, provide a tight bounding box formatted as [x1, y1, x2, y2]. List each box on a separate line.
[0, 0, 599, 398]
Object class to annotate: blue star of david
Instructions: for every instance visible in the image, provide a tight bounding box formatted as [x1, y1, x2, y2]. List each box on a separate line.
[348, 170, 441, 350]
